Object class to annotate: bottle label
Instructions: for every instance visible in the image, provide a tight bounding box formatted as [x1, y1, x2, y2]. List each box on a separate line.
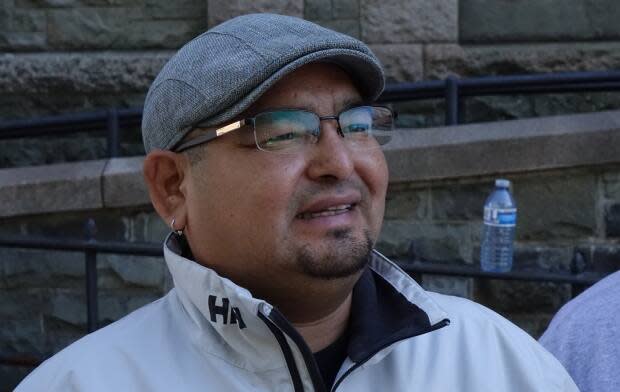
[484, 207, 517, 227]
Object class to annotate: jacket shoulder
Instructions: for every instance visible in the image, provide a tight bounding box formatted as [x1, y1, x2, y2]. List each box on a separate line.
[421, 292, 579, 391]
[15, 292, 180, 391]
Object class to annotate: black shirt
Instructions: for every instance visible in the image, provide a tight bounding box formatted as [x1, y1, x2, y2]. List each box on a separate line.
[313, 329, 350, 389]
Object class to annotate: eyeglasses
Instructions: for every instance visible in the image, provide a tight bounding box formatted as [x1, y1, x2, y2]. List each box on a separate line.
[174, 105, 395, 154]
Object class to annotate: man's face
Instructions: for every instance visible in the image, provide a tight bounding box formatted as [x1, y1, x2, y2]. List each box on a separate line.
[182, 62, 389, 294]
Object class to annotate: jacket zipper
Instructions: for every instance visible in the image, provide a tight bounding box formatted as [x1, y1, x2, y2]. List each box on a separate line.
[258, 312, 305, 392]
[260, 312, 450, 392]
[260, 309, 328, 392]
[330, 318, 451, 392]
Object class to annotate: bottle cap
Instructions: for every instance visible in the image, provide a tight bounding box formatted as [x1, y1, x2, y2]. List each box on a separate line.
[495, 179, 511, 188]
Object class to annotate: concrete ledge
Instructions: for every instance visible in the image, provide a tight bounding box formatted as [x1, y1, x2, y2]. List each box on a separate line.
[0, 160, 106, 217]
[1, 110, 619, 217]
[384, 110, 620, 183]
[102, 157, 149, 208]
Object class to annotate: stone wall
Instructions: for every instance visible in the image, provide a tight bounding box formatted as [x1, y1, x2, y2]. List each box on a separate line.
[1, 110, 620, 388]
[2, 0, 620, 167]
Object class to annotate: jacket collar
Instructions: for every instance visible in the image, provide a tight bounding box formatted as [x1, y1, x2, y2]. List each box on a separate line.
[164, 233, 281, 372]
[348, 251, 449, 363]
[163, 233, 449, 370]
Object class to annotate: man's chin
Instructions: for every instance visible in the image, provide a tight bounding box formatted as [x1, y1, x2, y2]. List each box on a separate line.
[295, 231, 373, 280]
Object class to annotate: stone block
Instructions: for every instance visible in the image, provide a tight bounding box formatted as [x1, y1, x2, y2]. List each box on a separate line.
[48, 289, 87, 326]
[440, 91, 620, 128]
[361, 0, 457, 43]
[430, 181, 489, 221]
[98, 253, 165, 288]
[513, 172, 597, 240]
[384, 185, 429, 221]
[208, 0, 303, 27]
[48, 7, 138, 49]
[98, 289, 162, 324]
[512, 244, 573, 272]
[0, 160, 106, 217]
[312, 18, 359, 38]
[132, 19, 206, 48]
[0, 207, 134, 241]
[377, 220, 475, 262]
[532, 92, 620, 120]
[424, 43, 620, 79]
[475, 279, 571, 314]
[464, 95, 535, 123]
[604, 171, 620, 200]
[390, 100, 445, 129]
[0, 288, 52, 319]
[0, 248, 84, 289]
[0, 320, 44, 355]
[0, 133, 109, 170]
[369, 44, 423, 82]
[606, 203, 620, 237]
[460, 0, 620, 43]
[0, 0, 10, 25]
[421, 275, 473, 298]
[122, 210, 168, 242]
[305, 0, 331, 20]
[0, 92, 146, 123]
[103, 157, 149, 208]
[333, 0, 359, 19]
[592, 245, 620, 272]
[144, 0, 206, 20]
[16, 0, 75, 6]
[47, 8, 204, 49]
[577, 243, 620, 272]
[17, 0, 143, 6]
[10, 10, 46, 32]
[41, 315, 84, 353]
[0, 32, 47, 50]
[0, 51, 172, 94]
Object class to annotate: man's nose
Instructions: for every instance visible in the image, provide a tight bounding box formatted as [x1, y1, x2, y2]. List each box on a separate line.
[305, 120, 355, 181]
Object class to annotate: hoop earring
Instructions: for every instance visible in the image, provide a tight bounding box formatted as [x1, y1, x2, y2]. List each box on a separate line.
[170, 218, 184, 236]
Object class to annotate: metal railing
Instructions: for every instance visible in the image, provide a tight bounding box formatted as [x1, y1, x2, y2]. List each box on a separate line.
[377, 71, 620, 125]
[0, 226, 608, 368]
[2, 71, 620, 158]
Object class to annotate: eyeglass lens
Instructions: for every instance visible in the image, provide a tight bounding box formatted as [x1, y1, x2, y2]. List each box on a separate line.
[253, 106, 393, 153]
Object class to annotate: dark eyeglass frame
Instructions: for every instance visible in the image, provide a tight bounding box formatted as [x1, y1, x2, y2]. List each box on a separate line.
[173, 105, 395, 153]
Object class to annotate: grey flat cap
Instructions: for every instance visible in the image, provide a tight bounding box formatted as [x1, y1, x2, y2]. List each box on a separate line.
[142, 13, 385, 152]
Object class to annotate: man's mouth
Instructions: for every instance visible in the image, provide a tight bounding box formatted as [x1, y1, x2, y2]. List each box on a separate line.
[296, 204, 355, 220]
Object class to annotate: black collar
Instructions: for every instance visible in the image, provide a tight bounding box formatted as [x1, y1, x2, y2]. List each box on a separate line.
[347, 266, 447, 363]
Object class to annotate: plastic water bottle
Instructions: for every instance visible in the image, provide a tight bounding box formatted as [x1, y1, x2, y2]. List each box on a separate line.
[480, 179, 517, 272]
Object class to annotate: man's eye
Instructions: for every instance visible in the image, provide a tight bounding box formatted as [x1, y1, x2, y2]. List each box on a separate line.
[264, 132, 300, 145]
[344, 123, 370, 134]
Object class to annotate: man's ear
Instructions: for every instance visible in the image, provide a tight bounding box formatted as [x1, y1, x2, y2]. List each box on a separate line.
[143, 149, 189, 230]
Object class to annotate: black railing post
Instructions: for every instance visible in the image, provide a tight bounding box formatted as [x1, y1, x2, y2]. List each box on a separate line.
[85, 219, 98, 333]
[107, 108, 120, 158]
[445, 76, 460, 125]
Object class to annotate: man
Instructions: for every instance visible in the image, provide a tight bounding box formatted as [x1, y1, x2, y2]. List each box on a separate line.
[17, 13, 577, 391]
[540, 270, 620, 392]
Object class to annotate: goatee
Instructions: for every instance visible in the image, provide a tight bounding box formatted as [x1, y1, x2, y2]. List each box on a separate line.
[296, 229, 373, 280]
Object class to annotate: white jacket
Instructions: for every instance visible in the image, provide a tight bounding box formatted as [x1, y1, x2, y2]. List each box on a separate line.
[17, 234, 578, 391]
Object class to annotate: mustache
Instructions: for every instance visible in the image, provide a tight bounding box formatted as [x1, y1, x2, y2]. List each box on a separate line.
[290, 179, 370, 210]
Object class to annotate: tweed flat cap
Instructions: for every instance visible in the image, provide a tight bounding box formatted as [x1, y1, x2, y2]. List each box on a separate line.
[141, 13, 385, 152]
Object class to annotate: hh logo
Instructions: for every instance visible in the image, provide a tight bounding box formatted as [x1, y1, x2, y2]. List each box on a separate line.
[208, 295, 247, 329]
